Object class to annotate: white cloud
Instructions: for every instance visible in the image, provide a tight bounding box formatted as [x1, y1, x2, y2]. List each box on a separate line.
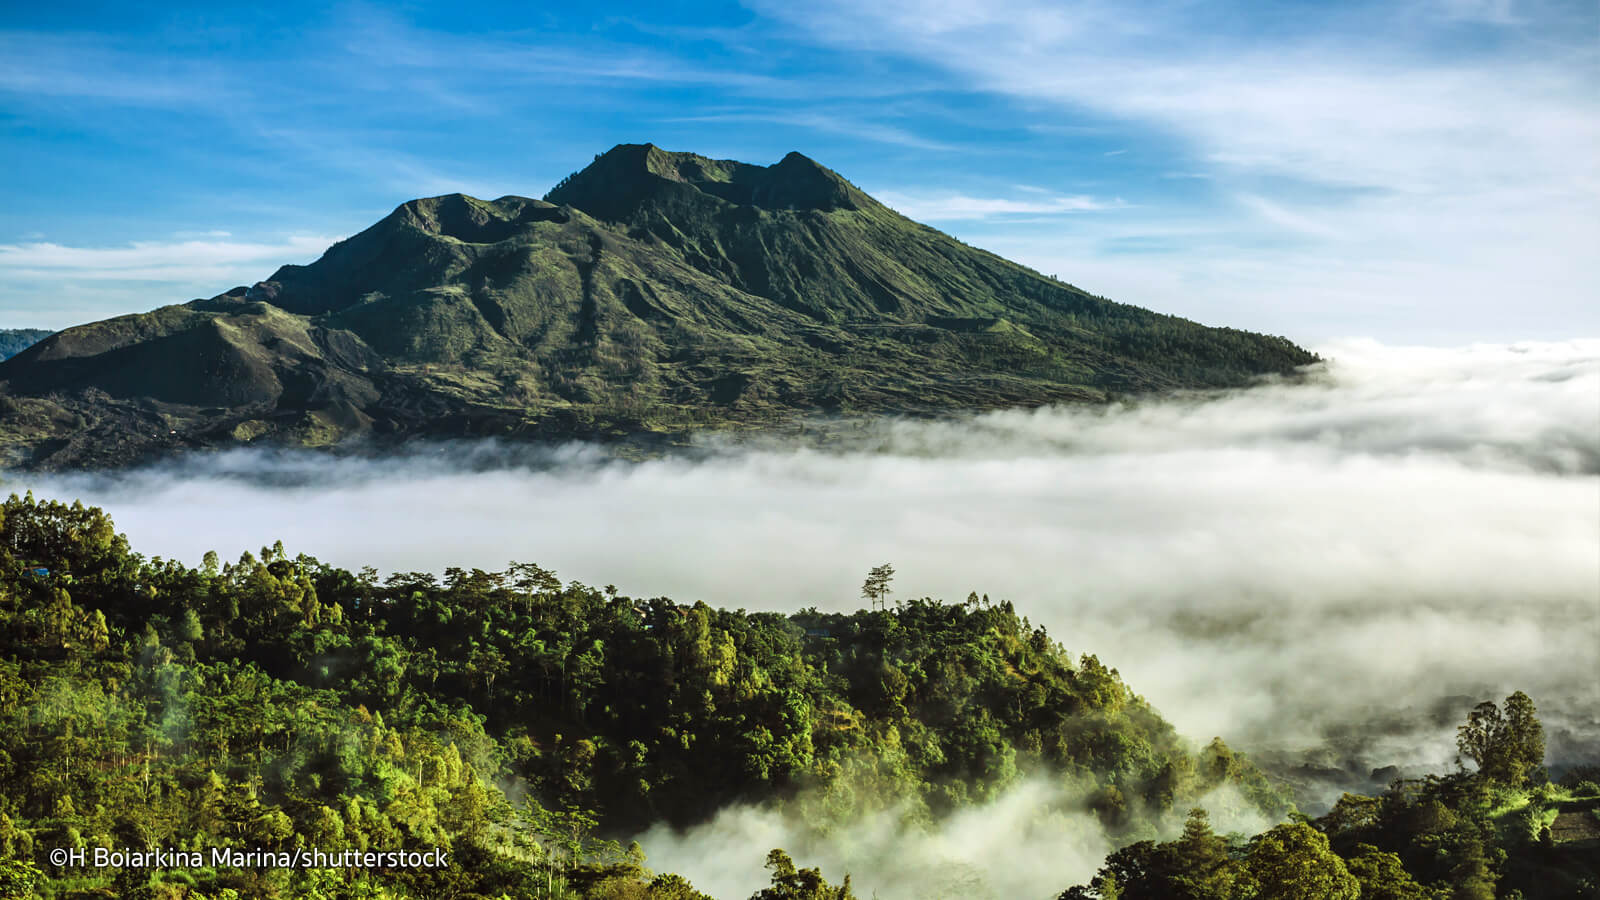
[746, 0, 1600, 341]
[1430, 0, 1526, 25]
[1234, 193, 1345, 240]
[636, 777, 1274, 899]
[0, 235, 340, 326]
[0, 235, 337, 281]
[638, 779, 1110, 899]
[666, 112, 958, 151]
[22, 340, 1600, 795]
[873, 189, 1122, 220]
[331, 7, 818, 98]
[0, 31, 236, 108]
[745, 1, 1597, 191]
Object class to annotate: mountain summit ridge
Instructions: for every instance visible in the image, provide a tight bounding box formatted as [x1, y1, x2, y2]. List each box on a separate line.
[545, 143, 871, 220]
[0, 144, 1315, 470]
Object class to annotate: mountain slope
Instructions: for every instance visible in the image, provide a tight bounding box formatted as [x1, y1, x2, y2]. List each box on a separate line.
[0, 144, 1315, 469]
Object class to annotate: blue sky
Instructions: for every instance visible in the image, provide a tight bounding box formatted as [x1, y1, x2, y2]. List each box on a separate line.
[1, 0, 1595, 342]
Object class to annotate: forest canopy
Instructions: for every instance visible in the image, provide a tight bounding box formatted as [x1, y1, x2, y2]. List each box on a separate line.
[0, 493, 1592, 899]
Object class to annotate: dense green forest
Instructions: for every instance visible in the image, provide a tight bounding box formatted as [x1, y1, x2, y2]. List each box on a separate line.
[0, 493, 1593, 898]
[1059, 689, 1600, 899]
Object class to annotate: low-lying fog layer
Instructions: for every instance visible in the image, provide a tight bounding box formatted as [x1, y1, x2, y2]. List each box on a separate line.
[17, 338, 1600, 891]
[632, 780, 1274, 900]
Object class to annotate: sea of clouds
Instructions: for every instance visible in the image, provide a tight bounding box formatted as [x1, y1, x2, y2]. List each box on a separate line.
[16, 338, 1599, 896]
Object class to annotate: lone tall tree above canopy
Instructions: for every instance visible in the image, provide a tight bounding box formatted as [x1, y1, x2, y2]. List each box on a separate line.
[1456, 690, 1545, 786]
[861, 564, 895, 611]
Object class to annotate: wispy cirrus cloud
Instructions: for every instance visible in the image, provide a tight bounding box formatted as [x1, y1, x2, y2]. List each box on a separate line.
[0, 31, 235, 107]
[0, 235, 338, 327]
[0, 235, 337, 282]
[746, 0, 1597, 192]
[327, 6, 872, 101]
[1429, 0, 1527, 24]
[748, 0, 1600, 341]
[666, 111, 958, 151]
[873, 189, 1123, 221]
[1234, 194, 1345, 240]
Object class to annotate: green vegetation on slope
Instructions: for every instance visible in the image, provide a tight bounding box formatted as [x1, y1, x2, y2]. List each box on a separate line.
[0, 494, 1287, 898]
[0, 144, 1315, 470]
[1, 493, 1592, 898]
[1060, 693, 1600, 900]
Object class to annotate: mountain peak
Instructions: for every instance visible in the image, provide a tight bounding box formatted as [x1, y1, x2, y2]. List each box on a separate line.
[759, 150, 867, 212]
[778, 149, 820, 167]
[387, 193, 558, 242]
[545, 144, 870, 220]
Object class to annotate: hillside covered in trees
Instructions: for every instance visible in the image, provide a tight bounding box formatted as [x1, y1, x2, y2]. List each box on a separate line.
[1060, 689, 1599, 899]
[0, 493, 1592, 899]
[0, 144, 1313, 471]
